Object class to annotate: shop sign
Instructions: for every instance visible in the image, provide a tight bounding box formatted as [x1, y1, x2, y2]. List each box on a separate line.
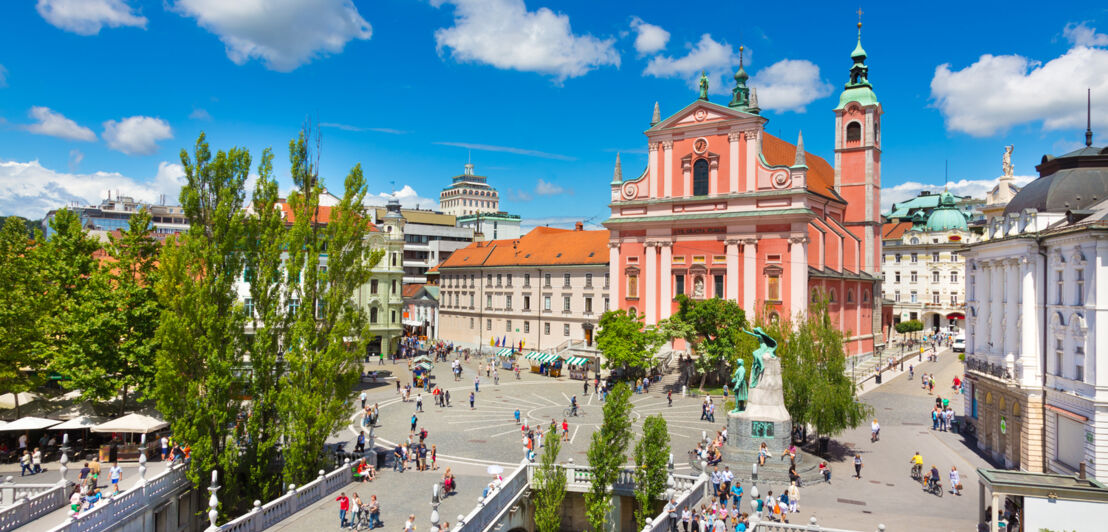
[1000, 416, 1007, 435]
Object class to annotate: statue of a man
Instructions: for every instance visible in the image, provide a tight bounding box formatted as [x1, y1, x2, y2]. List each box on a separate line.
[742, 327, 778, 389]
[693, 276, 705, 298]
[1002, 145, 1014, 177]
[730, 359, 748, 412]
[698, 71, 709, 100]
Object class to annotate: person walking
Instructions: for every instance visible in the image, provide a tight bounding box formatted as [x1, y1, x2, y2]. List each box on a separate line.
[787, 481, 799, 513]
[351, 493, 363, 529]
[562, 419, 570, 442]
[664, 497, 678, 532]
[367, 495, 381, 529]
[853, 454, 863, 479]
[514, 409, 521, 424]
[493, 368, 499, 385]
[469, 391, 476, 409]
[870, 419, 880, 442]
[32, 447, 42, 474]
[410, 414, 418, 432]
[20, 450, 32, 476]
[474, 374, 480, 393]
[108, 461, 123, 493]
[730, 480, 743, 511]
[335, 492, 350, 528]
[950, 466, 961, 496]
[416, 394, 424, 412]
[404, 513, 416, 532]
[360, 390, 367, 410]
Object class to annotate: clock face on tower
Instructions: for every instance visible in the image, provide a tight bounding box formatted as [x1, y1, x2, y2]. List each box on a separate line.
[693, 138, 708, 154]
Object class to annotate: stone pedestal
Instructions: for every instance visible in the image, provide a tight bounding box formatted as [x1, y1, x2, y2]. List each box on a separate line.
[726, 355, 792, 457]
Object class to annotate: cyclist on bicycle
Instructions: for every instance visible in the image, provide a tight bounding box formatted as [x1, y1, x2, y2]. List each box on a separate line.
[570, 395, 578, 416]
[924, 465, 941, 492]
[909, 452, 923, 481]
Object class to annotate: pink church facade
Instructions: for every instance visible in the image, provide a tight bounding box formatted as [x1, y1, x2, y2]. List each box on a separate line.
[603, 30, 883, 357]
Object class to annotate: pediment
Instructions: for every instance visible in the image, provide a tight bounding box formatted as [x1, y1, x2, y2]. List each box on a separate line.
[649, 100, 759, 132]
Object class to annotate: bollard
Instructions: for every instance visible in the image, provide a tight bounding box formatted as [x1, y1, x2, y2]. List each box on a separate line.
[253, 500, 262, 512]
[877, 525, 886, 532]
[752, 462, 758, 482]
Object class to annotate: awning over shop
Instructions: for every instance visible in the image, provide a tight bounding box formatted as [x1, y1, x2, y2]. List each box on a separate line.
[402, 319, 423, 327]
[495, 348, 515, 357]
[525, 352, 559, 364]
[415, 362, 433, 371]
[565, 356, 589, 367]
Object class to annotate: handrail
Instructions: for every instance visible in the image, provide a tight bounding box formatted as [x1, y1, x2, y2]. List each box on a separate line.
[220, 460, 353, 532]
[0, 482, 73, 531]
[47, 463, 190, 532]
[452, 459, 530, 532]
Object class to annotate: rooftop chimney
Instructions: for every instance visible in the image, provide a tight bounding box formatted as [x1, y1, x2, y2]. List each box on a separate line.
[575, 221, 583, 231]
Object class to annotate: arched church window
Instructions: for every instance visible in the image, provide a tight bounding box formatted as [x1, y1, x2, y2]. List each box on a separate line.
[370, 306, 379, 324]
[847, 290, 855, 303]
[846, 122, 862, 143]
[693, 159, 709, 196]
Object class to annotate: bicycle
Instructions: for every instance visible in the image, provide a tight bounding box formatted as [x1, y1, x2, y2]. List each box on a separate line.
[923, 476, 943, 497]
[910, 463, 922, 482]
[563, 407, 583, 417]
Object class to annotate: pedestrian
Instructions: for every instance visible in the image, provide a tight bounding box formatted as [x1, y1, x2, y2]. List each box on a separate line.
[367, 494, 381, 528]
[474, 374, 480, 392]
[665, 497, 678, 532]
[431, 444, 438, 470]
[493, 368, 499, 385]
[360, 390, 367, 410]
[853, 454, 863, 479]
[787, 481, 799, 513]
[32, 447, 42, 473]
[710, 467, 722, 500]
[20, 450, 32, 476]
[514, 409, 521, 424]
[730, 480, 743, 510]
[721, 466, 734, 503]
[416, 394, 424, 412]
[469, 391, 475, 409]
[870, 419, 880, 442]
[410, 414, 418, 432]
[404, 513, 416, 532]
[668, 389, 673, 407]
[393, 444, 404, 472]
[444, 389, 451, 407]
[562, 418, 569, 442]
[681, 506, 692, 532]
[335, 492, 350, 528]
[950, 466, 961, 496]
[355, 431, 366, 453]
[160, 435, 169, 461]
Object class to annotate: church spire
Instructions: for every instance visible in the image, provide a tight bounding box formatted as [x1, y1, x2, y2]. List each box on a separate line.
[612, 152, 623, 184]
[1087, 88, 1094, 147]
[793, 131, 807, 167]
[729, 45, 751, 110]
[847, 9, 871, 88]
[651, 101, 661, 125]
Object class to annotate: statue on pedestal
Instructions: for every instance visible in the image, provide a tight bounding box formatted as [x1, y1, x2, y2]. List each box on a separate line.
[743, 327, 778, 389]
[730, 360, 748, 412]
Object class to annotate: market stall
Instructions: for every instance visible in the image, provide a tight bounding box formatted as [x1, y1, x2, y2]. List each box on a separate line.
[494, 348, 517, 370]
[564, 355, 591, 380]
[524, 352, 562, 377]
[91, 413, 169, 462]
[413, 361, 434, 387]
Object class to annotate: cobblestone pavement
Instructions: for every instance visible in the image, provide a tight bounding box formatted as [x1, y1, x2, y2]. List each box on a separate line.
[236, 351, 989, 531]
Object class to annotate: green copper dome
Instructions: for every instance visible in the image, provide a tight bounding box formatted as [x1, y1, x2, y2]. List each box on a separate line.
[925, 193, 968, 231]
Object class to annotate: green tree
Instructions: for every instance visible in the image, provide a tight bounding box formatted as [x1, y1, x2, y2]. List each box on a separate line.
[154, 133, 251, 511]
[38, 210, 101, 383]
[0, 218, 46, 417]
[596, 309, 663, 376]
[53, 209, 161, 415]
[658, 295, 751, 389]
[237, 147, 286, 502]
[758, 298, 872, 439]
[585, 382, 633, 531]
[533, 432, 567, 532]
[277, 129, 382, 485]
[633, 414, 671, 530]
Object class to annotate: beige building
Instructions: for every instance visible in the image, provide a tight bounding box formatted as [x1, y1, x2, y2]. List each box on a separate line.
[437, 224, 610, 351]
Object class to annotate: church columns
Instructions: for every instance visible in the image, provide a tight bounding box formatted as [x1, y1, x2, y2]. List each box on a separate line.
[645, 241, 658, 325]
[609, 241, 620, 302]
[979, 263, 992, 354]
[992, 261, 1003, 364]
[790, 236, 809, 318]
[726, 239, 740, 301]
[1020, 255, 1042, 386]
[649, 143, 659, 197]
[709, 158, 719, 196]
[1005, 259, 1019, 374]
[663, 140, 674, 198]
[728, 132, 741, 194]
[742, 238, 758, 316]
[660, 242, 673, 320]
[744, 131, 757, 192]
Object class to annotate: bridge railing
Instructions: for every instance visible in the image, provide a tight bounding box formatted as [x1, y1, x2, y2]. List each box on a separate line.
[453, 459, 530, 532]
[0, 482, 73, 531]
[47, 463, 190, 532]
[220, 459, 353, 532]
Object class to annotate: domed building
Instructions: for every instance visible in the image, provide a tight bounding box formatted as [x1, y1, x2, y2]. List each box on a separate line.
[881, 190, 978, 334]
[961, 121, 1108, 481]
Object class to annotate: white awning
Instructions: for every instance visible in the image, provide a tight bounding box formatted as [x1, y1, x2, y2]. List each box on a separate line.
[403, 319, 423, 326]
[0, 416, 61, 432]
[91, 413, 169, 434]
[0, 392, 42, 410]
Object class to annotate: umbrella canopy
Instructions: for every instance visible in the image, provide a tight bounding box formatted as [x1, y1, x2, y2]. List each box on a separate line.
[0, 392, 42, 410]
[411, 355, 432, 364]
[53, 401, 101, 421]
[0, 416, 62, 432]
[91, 413, 168, 434]
[53, 415, 108, 430]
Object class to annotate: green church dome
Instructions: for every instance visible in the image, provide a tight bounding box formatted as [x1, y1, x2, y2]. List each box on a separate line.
[925, 193, 968, 231]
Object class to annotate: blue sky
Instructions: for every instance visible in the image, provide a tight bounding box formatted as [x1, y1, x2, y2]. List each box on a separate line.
[1, 1, 1107, 229]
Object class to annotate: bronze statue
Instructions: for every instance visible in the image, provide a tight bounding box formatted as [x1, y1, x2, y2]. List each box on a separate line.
[743, 327, 778, 389]
[730, 359, 748, 412]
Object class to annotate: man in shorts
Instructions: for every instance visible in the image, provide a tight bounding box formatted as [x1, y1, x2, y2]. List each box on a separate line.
[109, 462, 123, 493]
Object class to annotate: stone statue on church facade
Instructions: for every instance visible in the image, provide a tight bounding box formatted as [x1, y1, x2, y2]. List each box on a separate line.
[1002, 145, 1014, 178]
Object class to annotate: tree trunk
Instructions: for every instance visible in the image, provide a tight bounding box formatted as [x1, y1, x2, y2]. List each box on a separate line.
[119, 384, 128, 417]
[14, 395, 20, 419]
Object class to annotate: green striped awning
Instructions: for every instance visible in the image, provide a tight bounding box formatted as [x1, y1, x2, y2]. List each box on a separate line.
[525, 352, 559, 363]
[495, 348, 514, 357]
[566, 356, 589, 367]
[415, 362, 433, 371]
[524, 351, 543, 361]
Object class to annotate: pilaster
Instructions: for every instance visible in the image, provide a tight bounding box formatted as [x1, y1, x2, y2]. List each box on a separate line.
[609, 241, 620, 304]
[744, 131, 757, 192]
[660, 242, 673, 320]
[662, 140, 674, 198]
[742, 238, 758, 316]
[726, 238, 740, 301]
[648, 143, 659, 199]
[645, 241, 658, 325]
[728, 132, 741, 194]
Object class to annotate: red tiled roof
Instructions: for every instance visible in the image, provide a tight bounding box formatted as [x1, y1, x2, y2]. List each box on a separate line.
[402, 283, 424, 298]
[882, 222, 912, 240]
[438, 226, 610, 269]
[276, 201, 379, 231]
[762, 133, 837, 200]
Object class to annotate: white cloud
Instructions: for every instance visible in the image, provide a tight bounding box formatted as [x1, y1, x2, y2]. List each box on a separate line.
[0, 158, 185, 218]
[68, 149, 83, 171]
[930, 26, 1108, 137]
[882, 175, 1037, 212]
[363, 185, 439, 211]
[189, 108, 212, 121]
[1063, 21, 1108, 47]
[433, 141, 575, 161]
[643, 34, 737, 95]
[507, 188, 532, 202]
[534, 178, 566, 196]
[629, 17, 668, 55]
[102, 116, 173, 156]
[171, 0, 372, 72]
[431, 0, 619, 82]
[320, 122, 405, 134]
[750, 59, 832, 113]
[24, 106, 97, 142]
[36, 0, 146, 36]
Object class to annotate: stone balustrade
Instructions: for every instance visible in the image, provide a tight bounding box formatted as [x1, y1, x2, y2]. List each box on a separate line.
[219, 460, 353, 532]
